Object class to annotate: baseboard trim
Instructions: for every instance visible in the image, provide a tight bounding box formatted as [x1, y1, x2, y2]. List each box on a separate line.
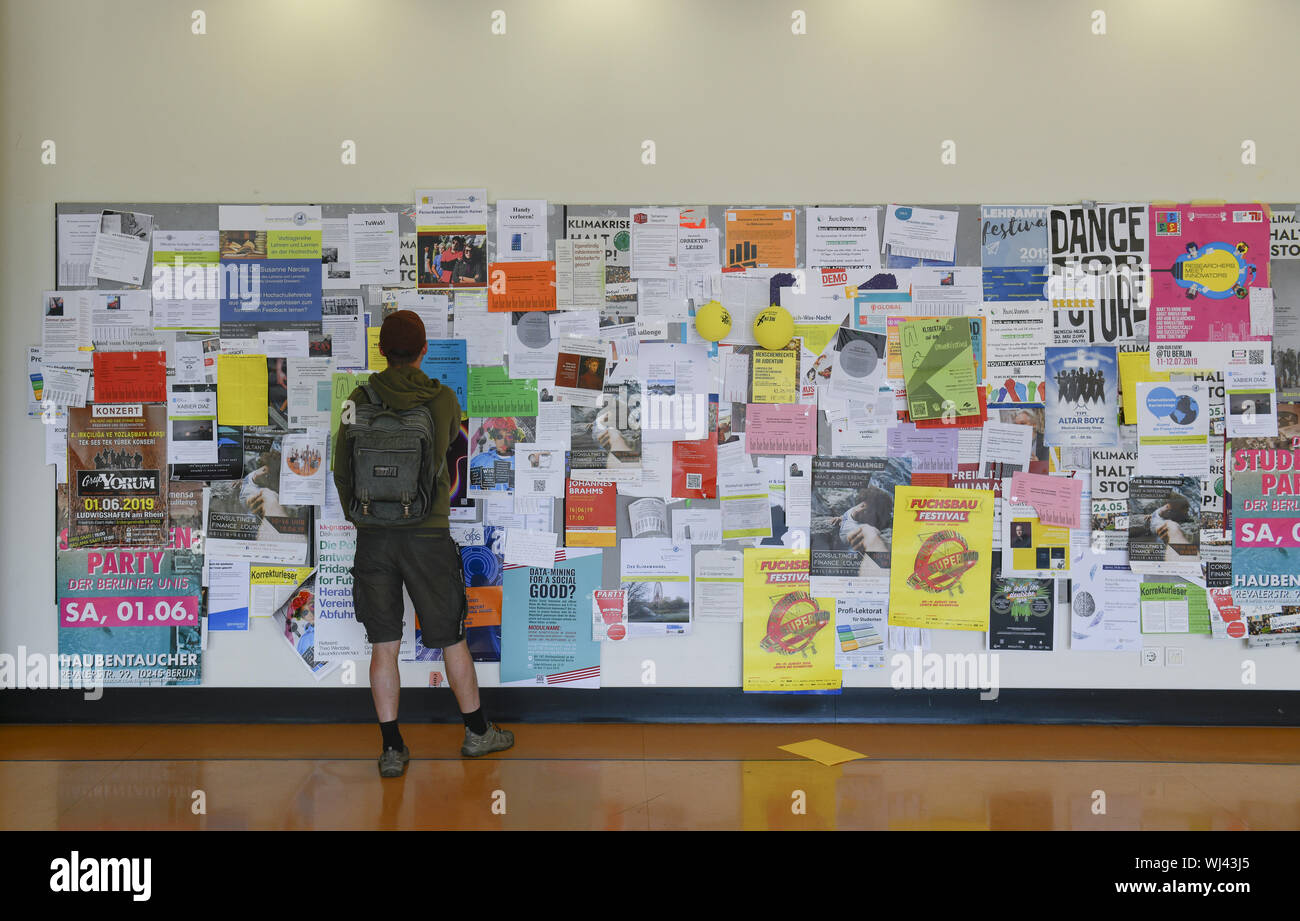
[1, 688, 1297, 726]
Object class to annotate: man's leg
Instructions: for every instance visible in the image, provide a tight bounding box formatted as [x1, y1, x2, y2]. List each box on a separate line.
[370, 640, 401, 722]
[443, 638, 514, 756]
[441, 638, 479, 714]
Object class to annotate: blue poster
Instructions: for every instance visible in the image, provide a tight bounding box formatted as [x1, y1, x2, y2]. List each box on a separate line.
[500, 548, 602, 686]
[218, 205, 323, 338]
[1044, 345, 1119, 448]
[421, 338, 469, 411]
[981, 205, 1050, 301]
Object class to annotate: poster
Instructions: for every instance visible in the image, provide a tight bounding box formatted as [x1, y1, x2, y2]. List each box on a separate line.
[898, 317, 980, 420]
[1147, 203, 1270, 370]
[987, 551, 1055, 650]
[810, 456, 911, 586]
[67, 403, 169, 547]
[56, 548, 202, 686]
[980, 205, 1050, 301]
[1127, 475, 1202, 573]
[1090, 449, 1138, 550]
[569, 379, 642, 480]
[500, 548, 602, 686]
[888, 485, 995, 631]
[1069, 550, 1142, 651]
[1229, 420, 1300, 603]
[468, 416, 534, 493]
[415, 188, 488, 288]
[205, 429, 312, 557]
[619, 538, 691, 637]
[271, 570, 335, 679]
[218, 205, 323, 338]
[984, 301, 1049, 407]
[833, 588, 889, 670]
[1047, 203, 1148, 347]
[741, 548, 839, 693]
[724, 208, 797, 269]
[565, 479, 616, 547]
[487, 260, 557, 311]
[1043, 345, 1118, 447]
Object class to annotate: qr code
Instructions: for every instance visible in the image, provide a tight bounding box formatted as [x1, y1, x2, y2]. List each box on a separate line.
[686, 473, 702, 489]
[533, 481, 546, 492]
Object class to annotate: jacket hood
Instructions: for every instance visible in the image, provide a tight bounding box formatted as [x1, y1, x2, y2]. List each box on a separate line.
[369, 364, 441, 410]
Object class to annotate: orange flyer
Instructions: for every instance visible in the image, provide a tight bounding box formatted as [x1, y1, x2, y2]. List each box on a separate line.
[724, 209, 797, 269]
[487, 260, 557, 312]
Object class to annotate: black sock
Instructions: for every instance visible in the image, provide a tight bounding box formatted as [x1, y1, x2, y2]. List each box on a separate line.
[462, 708, 488, 735]
[379, 719, 404, 751]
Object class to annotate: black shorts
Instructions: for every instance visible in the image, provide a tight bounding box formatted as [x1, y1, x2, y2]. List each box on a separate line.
[351, 528, 467, 649]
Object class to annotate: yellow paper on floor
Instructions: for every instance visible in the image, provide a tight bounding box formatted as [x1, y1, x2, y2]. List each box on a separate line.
[778, 738, 868, 766]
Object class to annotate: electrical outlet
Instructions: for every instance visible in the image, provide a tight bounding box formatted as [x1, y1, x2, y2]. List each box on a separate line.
[1141, 647, 1162, 667]
[1165, 647, 1185, 667]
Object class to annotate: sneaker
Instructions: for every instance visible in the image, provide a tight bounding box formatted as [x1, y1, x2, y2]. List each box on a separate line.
[461, 722, 515, 758]
[378, 745, 410, 778]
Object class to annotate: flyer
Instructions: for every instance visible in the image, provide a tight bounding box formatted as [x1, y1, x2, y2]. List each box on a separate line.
[278, 429, 328, 506]
[724, 208, 797, 269]
[270, 570, 335, 679]
[1127, 475, 1202, 573]
[980, 205, 1050, 301]
[806, 207, 881, 270]
[56, 548, 202, 686]
[1043, 345, 1118, 447]
[1139, 580, 1211, 635]
[205, 429, 312, 561]
[1136, 381, 1210, 476]
[1229, 422, 1300, 603]
[1047, 203, 1148, 347]
[833, 587, 889, 670]
[468, 366, 538, 416]
[513, 441, 565, 503]
[218, 205, 323, 338]
[750, 348, 798, 403]
[1224, 365, 1278, 438]
[888, 485, 995, 631]
[719, 468, 773, 541]
[420, 339, 469, 411]
[988, 551, 1055, 650]
[565, 479, 617, 547]
[93, 350, 167, 404]
[166, 385, 218, 465]
[620, 538, 692, 637]
[487, 260, 557, 311]
[694, 549, 743, 620]
[810, 456, 910, 589]
[1069, 550, 1142, 651]
[745, 403, 816, 455]
[89, 209, 153, 287]
[629, 206, 679, 277]
[1090, 449, 1138, 550]
[1001, 484, 1071, 579]
[495, 199, 548, 263]
[67, 403, 169, 547]
[415, 188, 488, 289]
[553, 336, 609, 405]
[569, 379, 642, 480]
[1147, 203, 1270, 369]
[627, 497, 669, 537]
[984, 301, 1049, 406]
[468, 416, 534, 493]
[741, 548, 839, 693]
[671, 430, 717, 499]
[554, 238, 605, 309]
[592, 589, 629, 642]
[898, 317, 980, 421]
[500, 548, 602, 687]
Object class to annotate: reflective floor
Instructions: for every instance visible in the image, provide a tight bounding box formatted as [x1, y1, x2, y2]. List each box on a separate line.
[1, 724, 1297, 830]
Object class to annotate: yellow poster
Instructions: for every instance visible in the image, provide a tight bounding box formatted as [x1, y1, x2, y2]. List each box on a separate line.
[215, 353, 269, 426]
[724, 208, 797, 269]
[367, 327, 387, 371]
[742, 548, 840, 692]
[1117, 350, 1169, 424]
[749, 347, 798, 403]
[888, 485, 995, 631]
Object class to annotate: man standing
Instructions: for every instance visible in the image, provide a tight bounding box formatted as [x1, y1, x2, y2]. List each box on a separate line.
[334, 310, 515, 777]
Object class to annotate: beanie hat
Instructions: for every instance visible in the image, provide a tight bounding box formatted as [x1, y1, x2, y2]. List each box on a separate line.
[379, 310, 426, 359]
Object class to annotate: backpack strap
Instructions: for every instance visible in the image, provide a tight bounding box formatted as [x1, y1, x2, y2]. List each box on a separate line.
[361, 383, 383, 408]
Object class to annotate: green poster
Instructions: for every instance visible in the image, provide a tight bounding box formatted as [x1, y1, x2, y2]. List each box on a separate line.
[1138, 581, 1211, 634]
[468, 366, 539, 416]
[899, 317, 979, 421]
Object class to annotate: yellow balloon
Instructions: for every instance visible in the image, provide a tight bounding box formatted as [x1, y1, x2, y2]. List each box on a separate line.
[753, 305, 795, 350]
[694, 299, 732, 342]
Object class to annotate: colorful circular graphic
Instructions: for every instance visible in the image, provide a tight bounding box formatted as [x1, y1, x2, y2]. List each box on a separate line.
[760, 591, 829, 655]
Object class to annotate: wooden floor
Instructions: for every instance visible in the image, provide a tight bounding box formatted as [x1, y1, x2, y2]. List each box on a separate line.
[2, 723, 1297, 830]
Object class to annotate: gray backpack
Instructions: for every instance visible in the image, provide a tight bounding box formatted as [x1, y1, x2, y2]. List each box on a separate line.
[347, 384, 440, 524]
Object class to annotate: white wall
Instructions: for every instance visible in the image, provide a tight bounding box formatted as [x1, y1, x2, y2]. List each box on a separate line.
[3, 0, 1299, 691]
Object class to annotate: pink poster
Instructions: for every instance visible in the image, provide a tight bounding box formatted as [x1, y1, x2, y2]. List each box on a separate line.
[1148, 203, 1270, 368]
